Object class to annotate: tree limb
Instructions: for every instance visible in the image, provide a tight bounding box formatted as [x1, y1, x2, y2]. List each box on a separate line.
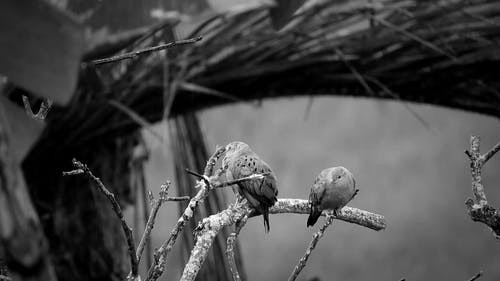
[63, 159, 139, 279]
[464, 136, 500, 238]
[288, 215, 335, 281]
[180, 199, 386, 281]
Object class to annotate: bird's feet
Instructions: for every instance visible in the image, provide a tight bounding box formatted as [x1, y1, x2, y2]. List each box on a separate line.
[351, 189, 360, 200]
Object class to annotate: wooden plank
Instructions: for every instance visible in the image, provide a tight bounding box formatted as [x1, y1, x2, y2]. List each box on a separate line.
[0, 0, 85, 105]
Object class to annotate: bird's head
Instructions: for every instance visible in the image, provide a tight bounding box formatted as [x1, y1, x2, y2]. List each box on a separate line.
[330, 166, 355, 187]
[225, 141, 250, 155]
[222, 141, 251, 168]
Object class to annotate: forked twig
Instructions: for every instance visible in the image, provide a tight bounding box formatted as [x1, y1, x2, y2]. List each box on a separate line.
[22, 95, 52, 120]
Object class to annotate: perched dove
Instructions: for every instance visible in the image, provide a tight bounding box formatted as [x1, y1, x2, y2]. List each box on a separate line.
[307, 166, 357, 227]
[223, 142, 278, 232]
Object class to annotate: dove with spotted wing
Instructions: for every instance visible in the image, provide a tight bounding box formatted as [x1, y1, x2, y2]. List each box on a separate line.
[307, 166, 357, 227]
[223, 142, 278, 232]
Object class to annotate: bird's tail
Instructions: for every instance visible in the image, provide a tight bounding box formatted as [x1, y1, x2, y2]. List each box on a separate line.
[263, 211, 270, 233]
[307, 206, 321, 227]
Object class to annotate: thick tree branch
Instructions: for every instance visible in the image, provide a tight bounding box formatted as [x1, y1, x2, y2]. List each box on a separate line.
[180, 199, 385, 281]
[63, 159, 139, 279]
[145, 146, 226, 281]
[288, 215, 335, 281]
[267, 199, 386, 231]
[464, 136, 500, 238]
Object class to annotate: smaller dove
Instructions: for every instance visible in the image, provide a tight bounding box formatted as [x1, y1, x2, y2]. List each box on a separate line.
[307, 166, 358, 227]
[222, 142, 278, 232]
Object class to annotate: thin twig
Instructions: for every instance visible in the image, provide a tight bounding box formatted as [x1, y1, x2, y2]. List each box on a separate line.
[62, 169, 84, 176]
[482, 141, 500, 164]
[467, 270, 483, 281]
[64, 159, 139, 278]
[136, 182, 170, 264]
[22, 95, 53, 120]
[145, 146, 226, 281]
[213, 173, 270, 188]
[0, 275, 10, 281]
[288, 215, 335, 281]
[226, 214, 249, 281]
[464, 136, 500, 238]
[90, 37, 202, 65]
[166, 196, 190, 201]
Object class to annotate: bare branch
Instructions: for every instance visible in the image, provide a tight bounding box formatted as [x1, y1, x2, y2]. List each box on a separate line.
[226, 214, 249, 281]
[467, 271, 483, 281]
[166, 196, 190, 201]
[180, 199, 385, 281]
[136, 182, 170, 264]
[145, 146, 226, 281]
[213, 173, 270, 189]
[22, 95, 52, 120]
[0, 275, 10, 281]
[64, 159, 139, 278]
[288, 215, 335, 281]
[465, 136, 500, 238]
[267, 199, 386, 231]
[62, 169, 84, 176]
[482, 141, 500, 164]
[89, 37, 202, 65]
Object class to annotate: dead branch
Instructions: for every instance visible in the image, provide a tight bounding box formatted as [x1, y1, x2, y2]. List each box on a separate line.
[226, 214, 249, 281]
[180, 199, 386, 281]
[136, 182, 170, 264]
[89, 37, 202, 65]
[63, 159, 139, 278]
[22, 95, 52, 120]
[288, 215, 335, 281]
[166, 196, 191, 201]
[144, 146, 226, 281]
[464, 136, 500, 238]
[213, 173, 270, 189]
[267, 199, 385, 231]
[467, 271, 483, 281]
[0, 275, 10, 281]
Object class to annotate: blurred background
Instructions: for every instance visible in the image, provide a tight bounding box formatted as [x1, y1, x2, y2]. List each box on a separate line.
[1, 0, 499, 281]
[144, 98, 500, 281]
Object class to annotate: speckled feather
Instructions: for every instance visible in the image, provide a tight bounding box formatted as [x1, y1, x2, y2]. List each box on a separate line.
[223, 142, 278, 232]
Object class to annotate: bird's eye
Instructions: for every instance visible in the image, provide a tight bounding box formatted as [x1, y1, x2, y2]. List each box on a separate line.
[337, 175, 341, 179]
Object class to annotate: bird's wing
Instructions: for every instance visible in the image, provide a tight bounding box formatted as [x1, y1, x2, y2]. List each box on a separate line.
[233, 154, 277, 208]
[309, 171, 328, 208]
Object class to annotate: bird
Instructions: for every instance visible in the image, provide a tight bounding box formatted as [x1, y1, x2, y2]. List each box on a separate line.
[222, 141, 278, 232]
[307, 166, 358, 227]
